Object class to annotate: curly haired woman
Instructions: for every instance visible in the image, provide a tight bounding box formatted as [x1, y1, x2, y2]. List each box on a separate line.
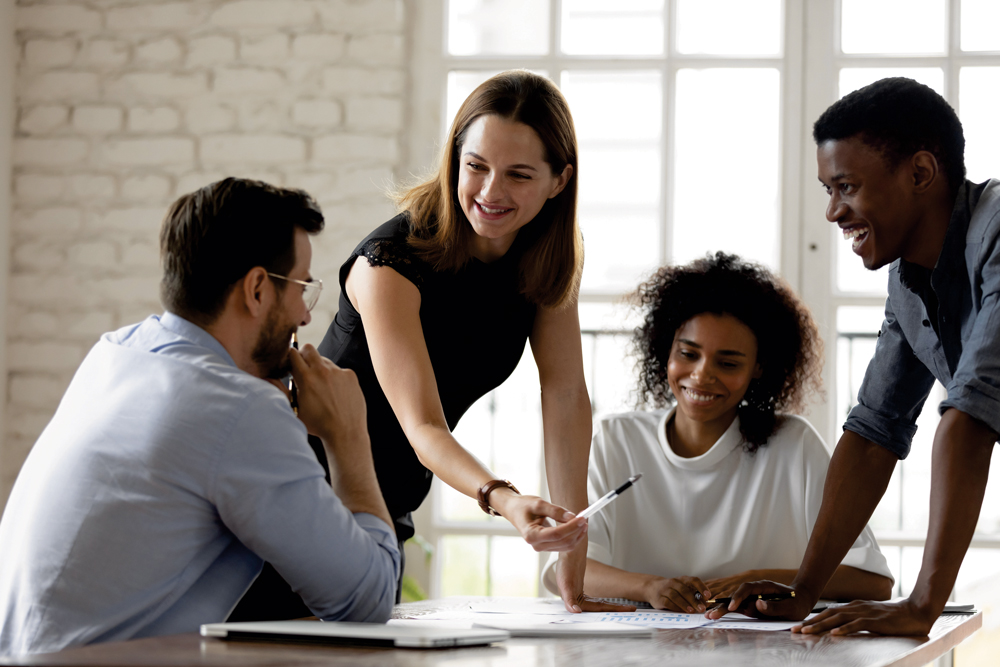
[543, 252, 894, 613]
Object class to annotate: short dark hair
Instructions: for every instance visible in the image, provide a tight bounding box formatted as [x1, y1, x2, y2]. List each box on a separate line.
[813, 77, 966, 194]
[159, 177, 324, 325]
[633, 252, 823, 452]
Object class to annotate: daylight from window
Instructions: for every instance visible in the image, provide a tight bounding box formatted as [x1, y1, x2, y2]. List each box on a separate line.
[428, 3, 1000, 633]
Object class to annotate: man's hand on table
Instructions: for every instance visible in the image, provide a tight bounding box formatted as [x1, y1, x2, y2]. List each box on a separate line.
[792, 598, 936, 636]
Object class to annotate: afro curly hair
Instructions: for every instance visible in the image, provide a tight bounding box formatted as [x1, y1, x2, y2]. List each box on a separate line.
[632, 252, 823, 452]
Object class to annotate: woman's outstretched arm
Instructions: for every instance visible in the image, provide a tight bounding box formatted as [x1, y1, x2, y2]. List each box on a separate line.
[531, 297, 624, 612]
[346, 258, 588, 552]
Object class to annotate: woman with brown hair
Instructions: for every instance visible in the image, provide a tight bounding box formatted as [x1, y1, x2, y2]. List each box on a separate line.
[307, 70, 611, 612]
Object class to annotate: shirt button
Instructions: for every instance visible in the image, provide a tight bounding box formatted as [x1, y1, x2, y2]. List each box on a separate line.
[922, 319, 930, 327]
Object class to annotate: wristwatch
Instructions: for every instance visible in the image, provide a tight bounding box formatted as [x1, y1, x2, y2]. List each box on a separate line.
[477, 479, 520, 516]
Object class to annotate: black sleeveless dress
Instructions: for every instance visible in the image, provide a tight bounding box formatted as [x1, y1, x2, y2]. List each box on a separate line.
[320, 214, 538, 538]
[230, 214, 538, 619]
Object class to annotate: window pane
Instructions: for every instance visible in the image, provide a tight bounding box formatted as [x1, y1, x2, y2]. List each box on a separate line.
[961, 0, 1000, 51]
[562, 71, 662, 293]
[442, 395, 494, 523]
[439, 535, 488, 596]
[561, 0, 664, 56]
[490, 536, 540, 596]
[841, 0, 946, 55]
[490, 350, 543, 497]
[834, 308, 880, 439]
[447, 0, 549, 56]
[672, 68, 780, 269]
[839, 68, 944, 98]
[835, 67, 942, 295]
[579, 301, 640, 333]
[960, 67, 1000, 184]
[834, 225, 889, 295]
[443, 348, 543, 523]
[675, 0, 781, 56]
[582, 332, 634, 416]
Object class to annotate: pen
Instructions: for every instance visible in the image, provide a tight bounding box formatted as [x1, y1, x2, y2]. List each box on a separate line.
[289, 333, 299, 415]
[577, 474, 642, 520]
[704, 591, 795, 606]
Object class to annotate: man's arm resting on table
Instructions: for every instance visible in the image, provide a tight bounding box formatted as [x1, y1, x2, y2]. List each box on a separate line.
[791, 408, 996, 635]
[709, 429, 897, 620]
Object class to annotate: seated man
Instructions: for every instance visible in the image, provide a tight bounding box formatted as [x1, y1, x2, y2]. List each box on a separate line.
[0, 178, 399, 655]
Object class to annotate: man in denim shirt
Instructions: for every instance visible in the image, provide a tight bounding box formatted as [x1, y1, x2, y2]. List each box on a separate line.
[719, 78, 1000, 635]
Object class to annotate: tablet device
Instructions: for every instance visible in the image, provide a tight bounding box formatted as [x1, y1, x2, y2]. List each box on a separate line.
[200, 620, 510, 649]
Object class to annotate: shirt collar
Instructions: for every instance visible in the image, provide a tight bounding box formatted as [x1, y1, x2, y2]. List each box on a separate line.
[898, 180, 984, 292]
[656, 406, 744, 470]
[159, 311, 239, 369]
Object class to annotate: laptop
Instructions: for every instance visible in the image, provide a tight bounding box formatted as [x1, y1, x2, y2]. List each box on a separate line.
[200, 620, 510, 649]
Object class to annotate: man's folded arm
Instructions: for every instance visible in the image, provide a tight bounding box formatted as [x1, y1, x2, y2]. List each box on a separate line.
[211, 390, 400, 622]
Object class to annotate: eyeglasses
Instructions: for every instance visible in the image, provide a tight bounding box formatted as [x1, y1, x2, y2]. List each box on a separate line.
[267, 273, 323, 311]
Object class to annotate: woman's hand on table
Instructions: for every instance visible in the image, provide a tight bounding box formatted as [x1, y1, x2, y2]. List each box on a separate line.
[643, 575, 712, 613]
[703, 570, 762, 600]
[705, 580, 813, 621]
[555, 543, 633, 613]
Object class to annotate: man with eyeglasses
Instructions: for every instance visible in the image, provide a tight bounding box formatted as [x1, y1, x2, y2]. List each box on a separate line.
[0, 178, 399, 656]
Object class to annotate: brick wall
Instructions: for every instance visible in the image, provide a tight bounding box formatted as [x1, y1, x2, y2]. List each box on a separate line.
[4, 0, 409, 505]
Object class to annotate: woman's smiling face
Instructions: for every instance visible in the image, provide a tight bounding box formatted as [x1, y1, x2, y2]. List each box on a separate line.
[456, 114, 572, 262]
[667, 312, 762, 432]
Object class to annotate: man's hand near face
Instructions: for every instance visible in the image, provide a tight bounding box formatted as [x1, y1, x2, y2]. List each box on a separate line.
[288, 344, 393, 530]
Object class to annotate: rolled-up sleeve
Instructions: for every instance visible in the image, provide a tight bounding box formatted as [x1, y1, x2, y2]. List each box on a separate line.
[210, 389, 400, 622]
[843, 294, 936, 459]
[940, 232, 1000, 438]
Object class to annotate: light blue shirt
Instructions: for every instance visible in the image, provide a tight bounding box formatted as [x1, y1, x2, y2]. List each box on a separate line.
[0, 313, 400, 656]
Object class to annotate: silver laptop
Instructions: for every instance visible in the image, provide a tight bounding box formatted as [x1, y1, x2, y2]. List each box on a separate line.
[200, 620, 510, 649]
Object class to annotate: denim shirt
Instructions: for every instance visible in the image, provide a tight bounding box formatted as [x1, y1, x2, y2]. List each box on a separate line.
[845, 179, 1000, 458]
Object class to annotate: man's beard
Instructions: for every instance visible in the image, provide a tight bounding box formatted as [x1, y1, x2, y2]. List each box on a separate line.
[252, 305, 296, 380]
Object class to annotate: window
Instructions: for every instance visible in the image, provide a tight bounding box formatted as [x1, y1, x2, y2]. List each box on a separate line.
[408, 0, 1000, 606]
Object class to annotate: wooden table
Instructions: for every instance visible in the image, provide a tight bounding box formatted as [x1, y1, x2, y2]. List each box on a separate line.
[1, 601, 981, 667]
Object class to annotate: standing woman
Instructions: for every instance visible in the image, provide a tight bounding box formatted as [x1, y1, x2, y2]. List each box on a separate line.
[316, 70, 607, 612]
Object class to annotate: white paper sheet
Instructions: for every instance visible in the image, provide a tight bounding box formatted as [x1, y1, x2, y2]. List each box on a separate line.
[399, 598, 817, 632]
[468, 597, 574, 615]
[566, 610, 714, 629]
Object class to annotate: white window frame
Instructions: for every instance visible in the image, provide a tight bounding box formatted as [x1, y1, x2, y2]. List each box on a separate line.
[405, 0, 1000, 598]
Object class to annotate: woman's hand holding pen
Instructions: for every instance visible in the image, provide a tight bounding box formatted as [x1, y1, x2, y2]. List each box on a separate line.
[642, 576, 712, 613]
[705, 580, 811, 620]
[488, 489, 588, 552]
[703, 570, 766, 600]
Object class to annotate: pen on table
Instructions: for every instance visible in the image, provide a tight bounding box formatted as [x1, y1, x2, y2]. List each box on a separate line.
[577, 474, 642, 520]
[289, 333, 299, 415]
[703, 591, 796, 606]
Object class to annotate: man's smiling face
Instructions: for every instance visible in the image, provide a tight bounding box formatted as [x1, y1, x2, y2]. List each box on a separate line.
[818, 135, 924, 271]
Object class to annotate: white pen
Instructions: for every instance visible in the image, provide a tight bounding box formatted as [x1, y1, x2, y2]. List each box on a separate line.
[577, 474, 642, 520]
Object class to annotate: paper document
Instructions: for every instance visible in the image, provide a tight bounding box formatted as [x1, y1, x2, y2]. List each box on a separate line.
[468, 597, 574, 615]
[573, 611, 713, 629]
[401, 598, 819, 632]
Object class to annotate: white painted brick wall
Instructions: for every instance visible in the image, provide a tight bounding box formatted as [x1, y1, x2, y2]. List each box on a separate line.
[4, 0, 408, 505]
